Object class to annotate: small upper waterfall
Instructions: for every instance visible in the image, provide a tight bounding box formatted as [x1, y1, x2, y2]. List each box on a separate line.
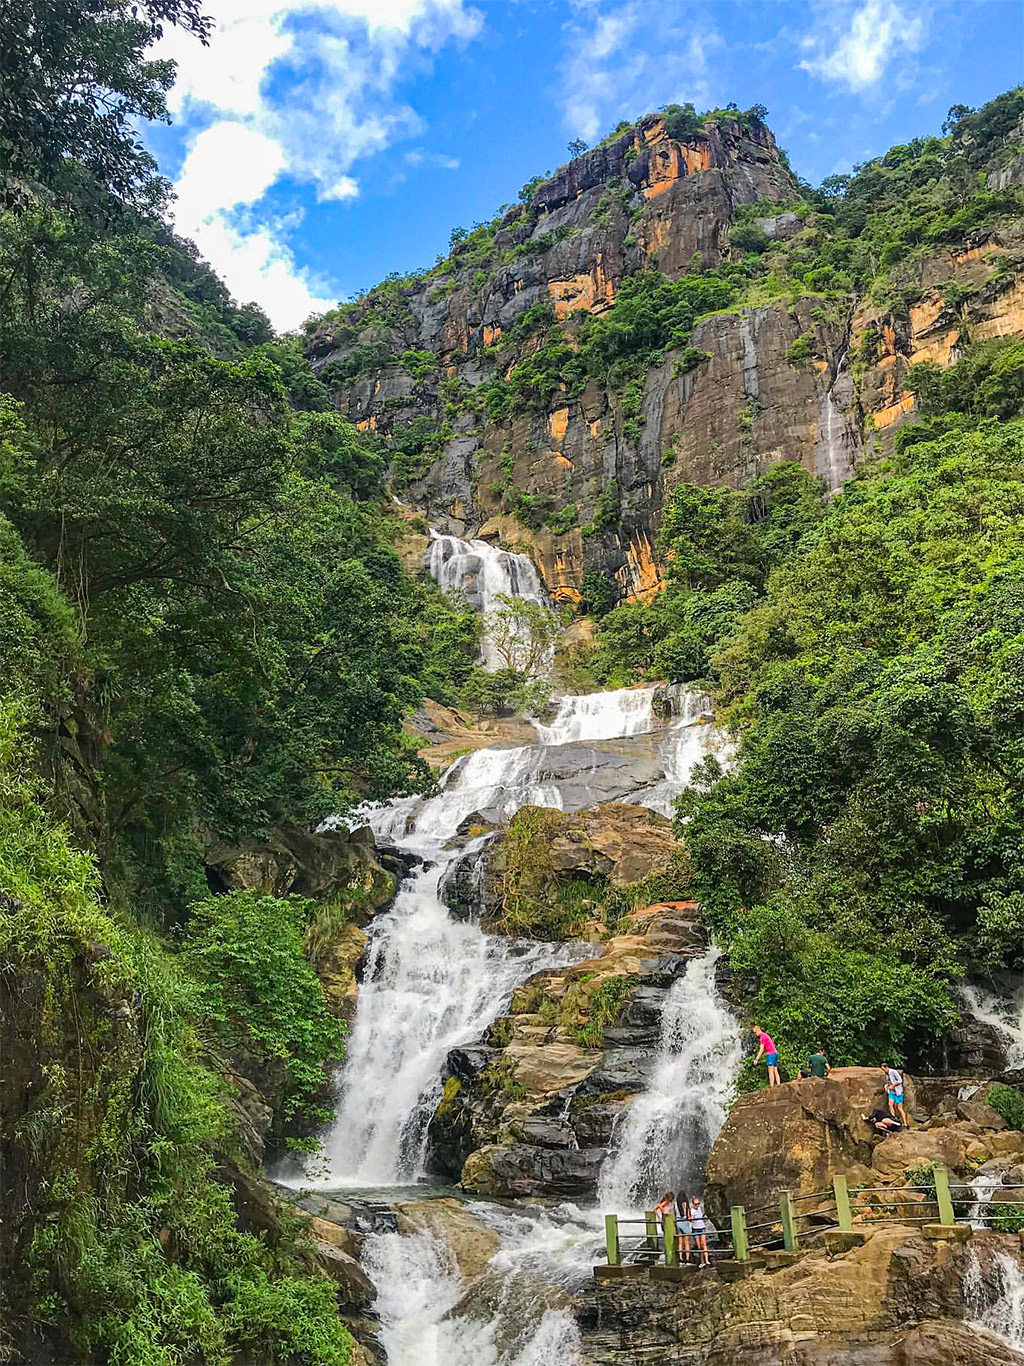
[598, 946, 744, 1210]
[428, 533, 549, 669]
[966, 1251, 1024, 1352]
[960, 983, 1024, 1071]
[815, 351, 858, 493]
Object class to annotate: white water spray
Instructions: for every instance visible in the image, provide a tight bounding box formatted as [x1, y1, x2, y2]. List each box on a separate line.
[362, 1224, 586, 1366]
[961, 984, 1024, 1071]
[599, 947, 744, 1210]
[966, 1251, 1024, 1352]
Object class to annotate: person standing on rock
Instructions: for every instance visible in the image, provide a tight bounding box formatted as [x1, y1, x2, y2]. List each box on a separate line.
[688, 1194, 710, 1266]
[675, 1192, 693, 1264]
[752, 1025, 780, 1086]
[881, 1064, 909, 1126]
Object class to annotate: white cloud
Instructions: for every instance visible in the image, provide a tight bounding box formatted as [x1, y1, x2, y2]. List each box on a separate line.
[559, 3, 719, 143]
[159, 0, 482, 329]
[173, 121, 336, 323]
[799, 0, 926, 92]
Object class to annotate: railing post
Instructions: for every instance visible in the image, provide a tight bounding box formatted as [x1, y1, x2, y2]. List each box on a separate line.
[833, 1174, 852, 1232]
[605, 1214, 620, 1266]
[645, 1209, 658, 1252]
[663, 1211, 678, 1265]
[780, 1190, 799, 1251]
[934, 1166, 955, 1226]
[730, 1205, 749, 1261]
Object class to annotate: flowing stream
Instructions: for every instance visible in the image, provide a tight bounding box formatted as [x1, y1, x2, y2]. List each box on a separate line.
[966, 1251, 1024, 1352]
[312, 535, 742, 1363]
[961, 983, 1024, 1071]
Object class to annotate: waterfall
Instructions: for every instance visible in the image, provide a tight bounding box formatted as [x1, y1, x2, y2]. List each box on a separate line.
[966, 1251, 1024, 1352]
[598, 946, 744, 1210]
[960, 983, 1024, 1071]
[322, 853, 579, 1185]
[532, 685, 658, 745]
[815, 352, 858, 494]
[428, 533, 549, 670]
[314, 528, 745, 1359]
[362, 1223, 586, 1366]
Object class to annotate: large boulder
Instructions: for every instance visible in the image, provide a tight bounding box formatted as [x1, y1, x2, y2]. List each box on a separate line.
[315, 921, 368, 1025]
[481, 802, 687, 936]
[392, 1198, 500, 1281]
[460, 1142, 606, 1198]
[705, 1068, 913, 1216]
[205, 821, 394, 918]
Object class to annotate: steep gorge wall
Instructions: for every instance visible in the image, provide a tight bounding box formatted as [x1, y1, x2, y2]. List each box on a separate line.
[309, 113, 1024, 607]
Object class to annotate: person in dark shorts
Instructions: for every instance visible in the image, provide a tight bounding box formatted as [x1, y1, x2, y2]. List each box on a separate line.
[675, 1191, 693, 1264]
[863, 1107, 902, 1135]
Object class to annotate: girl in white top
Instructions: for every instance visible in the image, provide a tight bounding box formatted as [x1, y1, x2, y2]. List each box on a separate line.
[689, 1195, 710, 1266]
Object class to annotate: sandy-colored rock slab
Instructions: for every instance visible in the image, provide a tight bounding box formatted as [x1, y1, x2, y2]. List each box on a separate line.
[392, 1198, 500, 1282]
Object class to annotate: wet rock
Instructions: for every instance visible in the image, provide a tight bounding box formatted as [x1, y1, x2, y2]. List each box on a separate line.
[583, 1228, 1024, 1365]
[311, 1243, 376, 1308]
[392, 1197, 500, 1281]
[461, 1142, 606, 1198]
[316, 922, 368, 1025]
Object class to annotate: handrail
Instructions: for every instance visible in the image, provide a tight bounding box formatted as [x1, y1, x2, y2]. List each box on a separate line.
[600, 1165, 976, 1269]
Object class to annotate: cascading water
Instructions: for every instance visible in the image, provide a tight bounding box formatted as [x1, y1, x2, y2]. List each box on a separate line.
[429, 533, 548, 669]
[363, 1225, 586, 1366]
[321, 799, 576, 1187]
[960, 983, 1024, 1071]
[599, 947, 744, 1210]
[311, 530, 744, 1363]
[966, 1251, 1024, 1352]
[532, 685, 659, 745]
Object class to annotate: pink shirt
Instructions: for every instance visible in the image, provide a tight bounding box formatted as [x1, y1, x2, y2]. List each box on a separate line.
[759, 1032, 776, 1053]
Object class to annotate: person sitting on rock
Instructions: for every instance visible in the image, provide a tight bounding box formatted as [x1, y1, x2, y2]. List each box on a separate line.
[752, 1025, 781, 1086]
[689, 1194, 710, 1266]
[881, 1063, 909, 1126]
[798, 1047, 831, 1080]
[675, 1191, 693, 1264]
[863, 1107, 902, 1135]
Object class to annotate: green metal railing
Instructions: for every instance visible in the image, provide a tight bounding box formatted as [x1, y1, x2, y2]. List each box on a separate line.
[601, 1165, 976, 1268]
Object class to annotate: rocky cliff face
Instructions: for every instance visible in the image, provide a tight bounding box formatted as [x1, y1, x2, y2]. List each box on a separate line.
[584, 1228, 1024, 1364]
[307, 114, 1024, 608]
[583, 1067, 1024, 1364]
[423, 803, 706, 1197]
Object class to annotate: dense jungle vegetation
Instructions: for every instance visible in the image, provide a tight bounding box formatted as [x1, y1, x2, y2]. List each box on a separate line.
[0, 0, 477, 1359]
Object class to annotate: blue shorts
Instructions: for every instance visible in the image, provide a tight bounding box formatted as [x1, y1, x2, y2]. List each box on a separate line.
[766, 1052, 779, 1067]
[888, 1089, 903, 1104]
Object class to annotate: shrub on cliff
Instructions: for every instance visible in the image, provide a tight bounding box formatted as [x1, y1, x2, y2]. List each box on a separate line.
[679, 418, 1024, 1068]
[0, 710, 352, 1364]
[182, 891, 346, 1141]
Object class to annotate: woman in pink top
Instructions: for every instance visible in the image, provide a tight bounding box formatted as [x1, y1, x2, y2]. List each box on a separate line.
[752, 1025, 780, 1086]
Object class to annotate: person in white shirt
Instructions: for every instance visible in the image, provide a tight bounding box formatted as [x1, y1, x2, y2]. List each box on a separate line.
[881, 1063, 909, 1126]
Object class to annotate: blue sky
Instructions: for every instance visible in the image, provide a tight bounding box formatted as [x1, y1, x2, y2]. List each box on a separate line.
[146, 0, 1024, 330]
